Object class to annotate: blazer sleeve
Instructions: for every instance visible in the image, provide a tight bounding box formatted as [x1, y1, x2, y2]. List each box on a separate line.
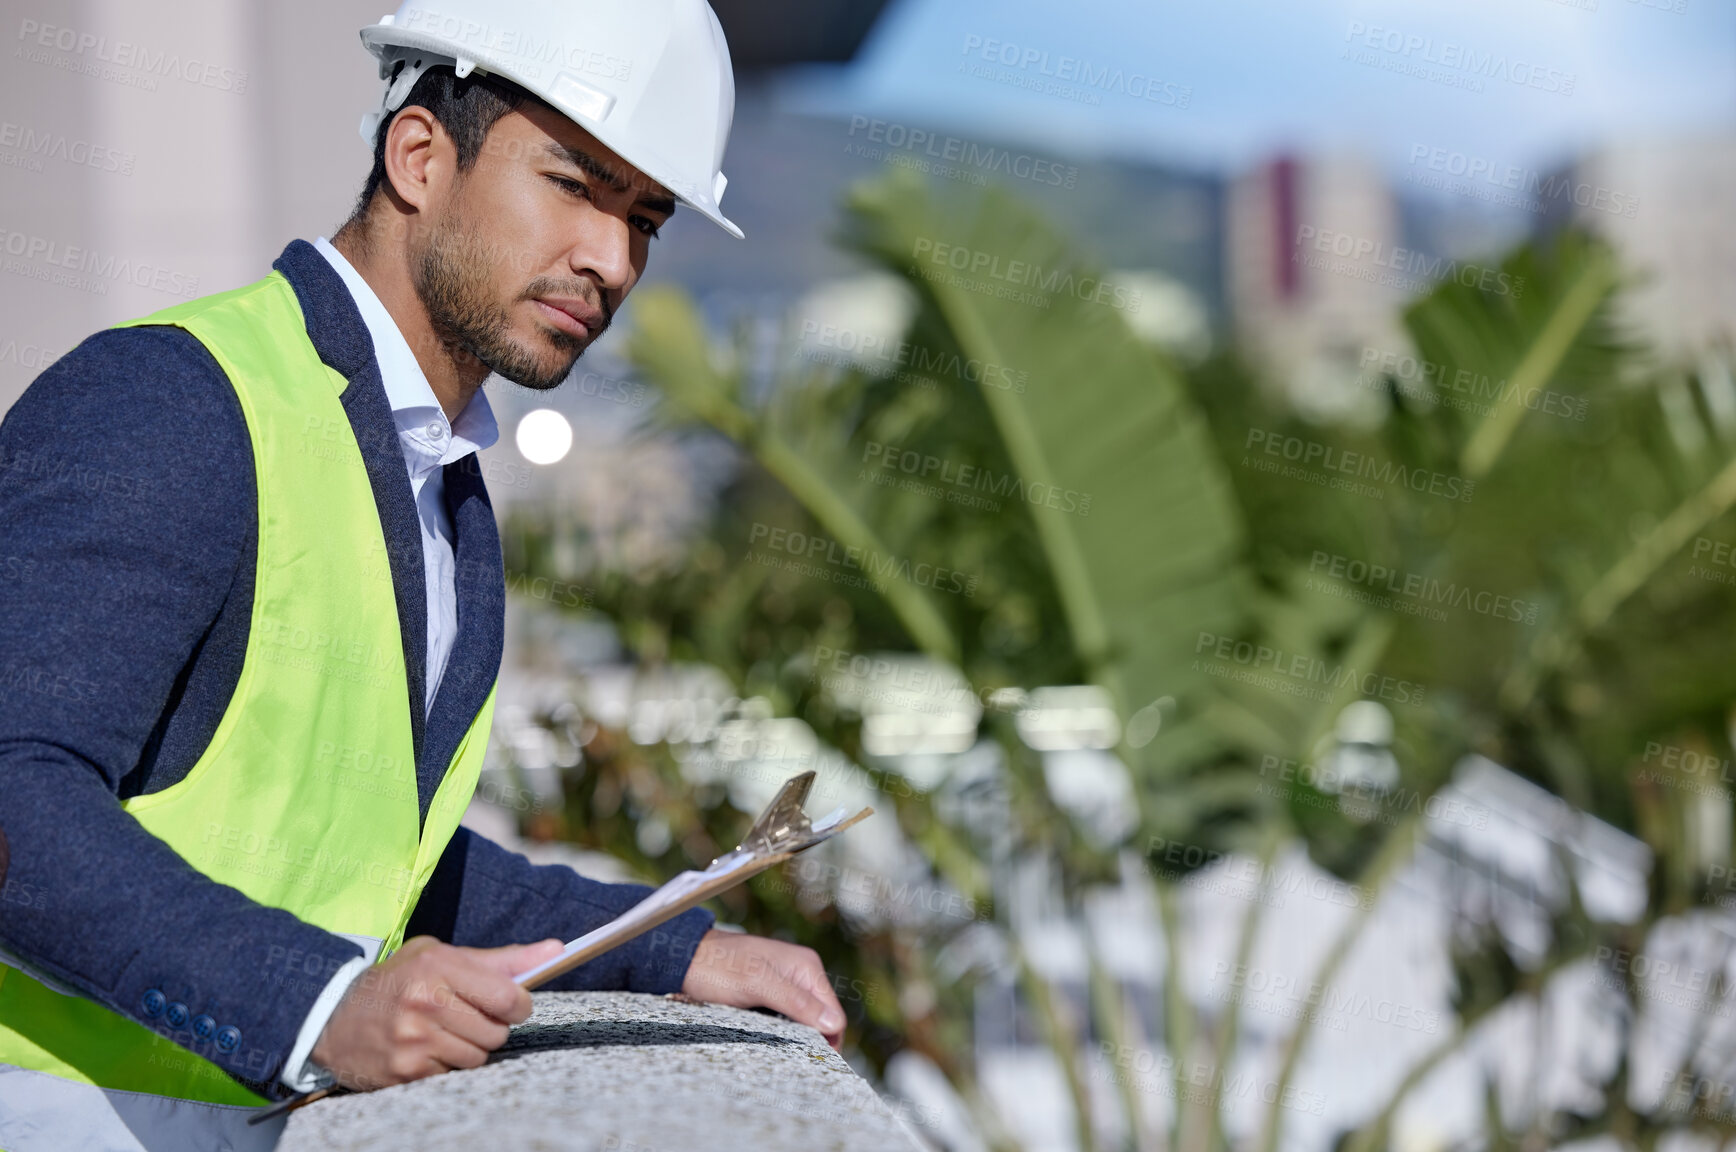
[0, 327, 365, 1097]
[404, 826, 714, 993]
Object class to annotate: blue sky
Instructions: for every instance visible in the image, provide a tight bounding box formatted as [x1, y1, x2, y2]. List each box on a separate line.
[781, 0, 1736, 177]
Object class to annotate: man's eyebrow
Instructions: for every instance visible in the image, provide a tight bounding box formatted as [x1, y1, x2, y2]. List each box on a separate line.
[541, 140, 678, 216]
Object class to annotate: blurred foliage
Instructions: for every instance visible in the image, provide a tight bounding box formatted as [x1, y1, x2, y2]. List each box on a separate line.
[497, 166, 1736, 1150]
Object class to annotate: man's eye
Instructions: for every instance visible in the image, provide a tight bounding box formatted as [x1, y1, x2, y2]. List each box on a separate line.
[550, 175, 660, 239]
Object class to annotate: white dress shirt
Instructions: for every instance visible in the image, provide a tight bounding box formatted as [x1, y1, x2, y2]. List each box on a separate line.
[277, 238, 501, 1092]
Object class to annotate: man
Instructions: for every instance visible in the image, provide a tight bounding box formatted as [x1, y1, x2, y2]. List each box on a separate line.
[0, 2, 842, 1148]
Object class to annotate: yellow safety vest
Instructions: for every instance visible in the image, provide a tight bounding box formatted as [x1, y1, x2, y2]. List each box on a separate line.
[0, 269, 496, 1149]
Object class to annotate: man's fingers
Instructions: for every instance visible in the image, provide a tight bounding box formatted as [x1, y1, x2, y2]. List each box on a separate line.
[451, 939, 563, 1024]
[776, 950, 845, 1042]
[790, 961, 846, 1036]
[806, 985, 846, 1050]
[425, 1026, 492, 1075]
[455, 977, 531, 1027]
[433, 991, 512, 1052]
[751, 974, 845, 1049]
[381, 1028, 484, 1083]
[472, 938, 566, 978]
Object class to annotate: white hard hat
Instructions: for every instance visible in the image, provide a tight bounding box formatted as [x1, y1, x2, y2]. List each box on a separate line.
[358, 0, 742, 239]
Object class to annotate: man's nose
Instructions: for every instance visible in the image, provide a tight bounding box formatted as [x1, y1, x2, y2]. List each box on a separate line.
[573, 214, 633, 295]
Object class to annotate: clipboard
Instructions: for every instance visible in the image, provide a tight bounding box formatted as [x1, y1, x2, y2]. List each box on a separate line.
[250, 771, 871, 1124]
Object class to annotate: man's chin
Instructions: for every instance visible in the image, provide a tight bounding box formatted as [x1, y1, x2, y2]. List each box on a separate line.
[498, 364, 576, 391]
[485, 339, 584, 392]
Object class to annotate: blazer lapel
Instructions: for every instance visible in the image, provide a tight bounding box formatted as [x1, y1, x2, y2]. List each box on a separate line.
[423, 452, 505, 796]
[335, 361, 430, 779]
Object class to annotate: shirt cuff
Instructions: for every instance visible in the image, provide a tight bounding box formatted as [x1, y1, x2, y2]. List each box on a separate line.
[279, 955, 370, 1091]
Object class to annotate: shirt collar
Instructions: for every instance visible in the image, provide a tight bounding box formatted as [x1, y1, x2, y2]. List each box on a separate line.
[312, 236, 499, 469]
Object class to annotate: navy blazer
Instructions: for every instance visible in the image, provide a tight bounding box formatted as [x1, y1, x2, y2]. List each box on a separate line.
[0, 239, 712, 1098]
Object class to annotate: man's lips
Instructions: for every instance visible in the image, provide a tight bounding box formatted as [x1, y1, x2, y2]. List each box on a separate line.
[532, 296, 605, 339]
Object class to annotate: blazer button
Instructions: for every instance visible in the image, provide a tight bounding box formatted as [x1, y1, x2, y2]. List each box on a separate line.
[165, 1002, 189, 1029]
[140, 989, 166, 1017]
[192, 1014, 216, 1041]
[215, 1026, 241, 1053]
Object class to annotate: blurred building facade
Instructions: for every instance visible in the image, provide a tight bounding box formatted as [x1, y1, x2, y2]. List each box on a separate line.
[1553, 137, 1736, 369]
[1226, 154, 1409, 421]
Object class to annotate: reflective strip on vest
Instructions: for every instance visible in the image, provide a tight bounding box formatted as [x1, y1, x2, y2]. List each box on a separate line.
[0, 270, 497, 1141]
[0, 1064, 285, 1152]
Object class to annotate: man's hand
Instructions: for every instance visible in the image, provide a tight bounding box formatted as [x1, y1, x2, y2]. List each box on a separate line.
[308, 935, 564, 1092]
[680, 929, 846, 1050]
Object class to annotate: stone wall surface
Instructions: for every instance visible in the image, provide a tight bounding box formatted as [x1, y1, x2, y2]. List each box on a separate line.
[278, 991, 927, 1152]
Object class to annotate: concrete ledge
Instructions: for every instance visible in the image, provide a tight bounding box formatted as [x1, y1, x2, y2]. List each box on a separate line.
[279, 991, 925, 1152]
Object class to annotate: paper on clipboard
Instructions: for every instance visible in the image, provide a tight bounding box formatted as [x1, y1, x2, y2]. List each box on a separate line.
[511, 854, 759, 986]
[511, 779, 868, 989]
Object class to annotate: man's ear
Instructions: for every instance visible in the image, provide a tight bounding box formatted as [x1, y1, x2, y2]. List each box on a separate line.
[380, 105, 448, 214]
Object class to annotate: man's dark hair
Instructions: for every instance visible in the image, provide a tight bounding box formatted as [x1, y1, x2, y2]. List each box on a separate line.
[346, 63, 549, 227]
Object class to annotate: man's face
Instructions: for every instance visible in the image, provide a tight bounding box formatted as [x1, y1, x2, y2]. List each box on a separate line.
[410, 100, 675, 391]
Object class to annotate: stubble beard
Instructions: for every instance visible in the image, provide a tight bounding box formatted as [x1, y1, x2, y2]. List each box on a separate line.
[412, 217, 609, 392]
